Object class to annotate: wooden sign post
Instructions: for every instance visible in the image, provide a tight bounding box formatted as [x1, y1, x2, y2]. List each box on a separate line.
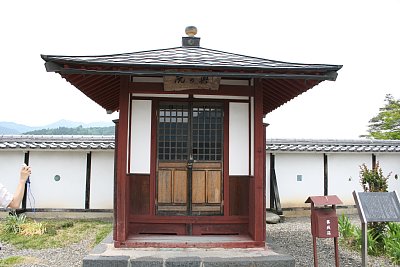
[353, 191, 400, 267]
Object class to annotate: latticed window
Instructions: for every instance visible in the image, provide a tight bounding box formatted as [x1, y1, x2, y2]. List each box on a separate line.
[158, 103, 223, 161]
[192, 105, 223, 161]
[158, 103, 189, 161]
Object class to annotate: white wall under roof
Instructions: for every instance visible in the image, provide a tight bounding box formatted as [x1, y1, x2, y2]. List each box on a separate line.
[376, 154, 400, 193]
[1, 137, 400, 212]
[90, 151, 114, 209]
[272, 153, 324, 208]
[130, 99, 152, 174]
[328, 153, 372, 205]
[28, 151, 87, 209]
[0, 148, 115, 211]
[0, 151, 25, 208]
[267, 150, 400, 210]
[229, 102, 250, 175]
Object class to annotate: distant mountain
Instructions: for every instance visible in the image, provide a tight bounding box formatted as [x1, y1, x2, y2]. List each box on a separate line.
[0, 122, 39, 134]
[0, 126, 20, 134]
[41, 119, 114, 129]
[24, 125, 115, 135]
[0, 120, 114, 135]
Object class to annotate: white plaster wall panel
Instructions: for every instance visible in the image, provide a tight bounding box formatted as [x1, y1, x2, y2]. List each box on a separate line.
[130, 99, 152, 174]
[229, 102, 249, 175]
[376, 154, 400, 193]
[90, 151, 114, 209]
[328, 154, 372, 205]
[28, 151, 86, 209]
[0, 151, 25, 208]
[275, 153, 323, 208]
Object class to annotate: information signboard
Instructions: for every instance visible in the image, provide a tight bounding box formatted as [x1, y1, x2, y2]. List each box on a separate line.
[353, 191, 400, 223]
[353, 191, 400, 267]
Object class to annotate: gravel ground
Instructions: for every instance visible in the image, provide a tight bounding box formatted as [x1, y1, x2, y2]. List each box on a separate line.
[0, 215, 398, 266]
[267, 214, 397, 267]
[0, 236, 95, 267]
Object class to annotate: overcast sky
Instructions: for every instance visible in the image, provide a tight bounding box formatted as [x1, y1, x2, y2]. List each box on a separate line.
[0, 0, 399, 139]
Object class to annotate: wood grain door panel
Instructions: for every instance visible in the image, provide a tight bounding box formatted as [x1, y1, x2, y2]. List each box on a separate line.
[157, 170, 172, 203]
[192, 171, 206, 204]
[173, 170, 187, 203]
[207, 170, 221, 204]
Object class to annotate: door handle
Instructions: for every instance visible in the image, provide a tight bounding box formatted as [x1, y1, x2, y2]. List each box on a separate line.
[187, 154, 194, 169]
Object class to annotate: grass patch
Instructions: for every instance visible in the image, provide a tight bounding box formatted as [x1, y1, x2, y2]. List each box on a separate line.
[339, 214, 400, 265]
[0, 256, 25, 266]
[0, 256, 42, 267]
[0, 215, 112, 250]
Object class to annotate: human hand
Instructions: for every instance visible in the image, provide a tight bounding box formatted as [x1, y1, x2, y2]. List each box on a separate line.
[20, 164, 32, 183]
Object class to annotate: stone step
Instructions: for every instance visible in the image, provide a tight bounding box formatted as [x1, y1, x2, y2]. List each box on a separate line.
[83, 254, 295, 267]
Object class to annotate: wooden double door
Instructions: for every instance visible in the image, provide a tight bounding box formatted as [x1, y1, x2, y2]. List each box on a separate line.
[156, 102, 224, 216]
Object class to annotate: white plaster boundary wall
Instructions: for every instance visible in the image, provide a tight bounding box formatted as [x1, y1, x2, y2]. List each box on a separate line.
[29, 151, 87, 209]
[0, 145, 114, 210]
[266, 153, 271, 208]
[267, 148, 400, 209]
[2, 137, 400, 211]
[90, 151, 114, 209]
[273, 153, 324, 208]
[328, 153, 372, 205]
[0, 151, 25, 199]
[376, 154, 400, 193]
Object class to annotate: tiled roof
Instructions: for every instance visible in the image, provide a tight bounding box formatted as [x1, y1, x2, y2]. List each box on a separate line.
[266, 139, 400, 153]
[0, 135, 114, 150]
[2, 136, 399, 153]
[42, 46, 340, 72]
[41, 44, 341, 115]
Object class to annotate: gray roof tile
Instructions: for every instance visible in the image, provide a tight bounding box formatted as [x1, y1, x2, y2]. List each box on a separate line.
[0, 135, 114, 150]
[266, 139, 400, 153]
[3, 136, 399, 153]
[42, 46, 340, 72]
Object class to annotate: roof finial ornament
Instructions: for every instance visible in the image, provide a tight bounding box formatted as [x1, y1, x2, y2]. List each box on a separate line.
[185, 26, 197, 37]
[182, 26, 200, 47]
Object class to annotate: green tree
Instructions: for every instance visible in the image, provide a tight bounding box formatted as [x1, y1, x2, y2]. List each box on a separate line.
[23, 126, 115, 135]
[359, 162, 392, 253]
[365, 94, 400, 139]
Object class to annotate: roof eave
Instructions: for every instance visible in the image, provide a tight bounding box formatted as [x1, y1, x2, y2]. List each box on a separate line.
[45, 62, 339, 81]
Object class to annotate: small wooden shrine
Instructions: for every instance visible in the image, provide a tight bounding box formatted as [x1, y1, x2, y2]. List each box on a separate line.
[41, 26, 341, 248]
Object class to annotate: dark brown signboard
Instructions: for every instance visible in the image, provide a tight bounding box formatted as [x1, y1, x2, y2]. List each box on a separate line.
[353, 191, 400, 223]
[164, 75, 220, 91]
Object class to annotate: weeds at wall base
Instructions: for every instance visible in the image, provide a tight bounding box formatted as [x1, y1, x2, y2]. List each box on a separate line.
[339, 214, 400, 264]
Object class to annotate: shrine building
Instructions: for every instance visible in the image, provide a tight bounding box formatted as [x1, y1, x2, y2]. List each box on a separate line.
[41, 26, 342, 248]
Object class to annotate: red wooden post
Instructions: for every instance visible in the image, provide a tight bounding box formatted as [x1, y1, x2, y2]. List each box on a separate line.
[223, 100, 230, 216]
[113, 119, 119, 242]
[263, 123, 268, 239]
[251, 80, 266, 242]
[149, 99, 158, 216]
[115, 76, 130, 244]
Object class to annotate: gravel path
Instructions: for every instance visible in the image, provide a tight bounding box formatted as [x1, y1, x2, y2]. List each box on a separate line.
[0, 215, 398, 266]
[0, 236, 95, 267]
[267, 215, 397, 267]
